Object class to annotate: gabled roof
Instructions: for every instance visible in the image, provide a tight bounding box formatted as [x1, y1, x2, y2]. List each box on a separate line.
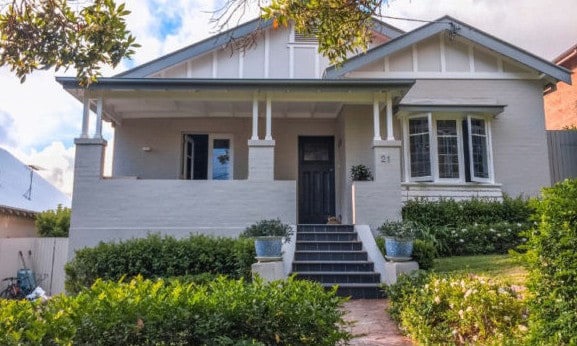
[117, 17, 405, 79]
[324, 15, 572, 85]
[0, 148, 71, 215]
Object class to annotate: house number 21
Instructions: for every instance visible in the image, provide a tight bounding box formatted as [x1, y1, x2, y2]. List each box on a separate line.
[381, 155, 390, 163]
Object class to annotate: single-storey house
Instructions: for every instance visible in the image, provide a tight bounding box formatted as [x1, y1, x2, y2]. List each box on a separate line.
[0, 148, 71, 237]
[58, 16, 571, 260]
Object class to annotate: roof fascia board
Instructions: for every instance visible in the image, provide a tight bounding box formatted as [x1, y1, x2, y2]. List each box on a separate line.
[117, 18, 272, 78]
[326, 16, 572, 85]
[56, 77, 416, 92]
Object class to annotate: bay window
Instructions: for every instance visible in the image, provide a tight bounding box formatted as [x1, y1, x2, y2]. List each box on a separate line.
[403, 113, 493, 183]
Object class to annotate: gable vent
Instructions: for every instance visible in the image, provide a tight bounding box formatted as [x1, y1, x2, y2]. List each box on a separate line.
[294, 30, 318, 44]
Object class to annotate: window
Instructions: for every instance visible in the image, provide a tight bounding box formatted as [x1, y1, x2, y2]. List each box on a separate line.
[182, 134, 233, 180]
[403, 113, 492, 183]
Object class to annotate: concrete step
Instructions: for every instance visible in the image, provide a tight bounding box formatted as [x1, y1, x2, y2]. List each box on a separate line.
[292, 260, 374, 272]
[295, 240, 363, 251]
[294, 250, 369, 261]
[296, 232, 358, 241]
[294, 271, 381, 284]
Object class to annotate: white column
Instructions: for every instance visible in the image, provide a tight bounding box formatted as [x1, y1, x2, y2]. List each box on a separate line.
[81, 97, 90, 138]
[386, 93, 395, 141]
[251, 94, 259, 140]
[373, 95, 382, 141]
[265, 94, 273, 140]
[94, 98, 103, 139]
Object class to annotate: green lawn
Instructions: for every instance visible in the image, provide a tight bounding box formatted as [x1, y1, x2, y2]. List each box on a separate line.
[434, 254, 527, 286]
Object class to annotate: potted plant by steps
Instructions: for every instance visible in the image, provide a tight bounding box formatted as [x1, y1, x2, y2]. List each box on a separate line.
[350, 164, 374, 181]
[378, 220, 417, 261]
[240, 218, 293, 261]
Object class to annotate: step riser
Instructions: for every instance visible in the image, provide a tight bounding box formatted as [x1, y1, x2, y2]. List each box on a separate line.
[295, 273, 380, 284]
[330, 286, 385, 299]
[297, 225, 355, 233]
[297, 233, 358, 241]
[294, 252, 368, 261]
[293, 263, 374, 272]
[296, 242, 362, 251]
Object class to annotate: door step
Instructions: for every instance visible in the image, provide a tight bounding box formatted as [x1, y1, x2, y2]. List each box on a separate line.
[291, 224, 384, 299]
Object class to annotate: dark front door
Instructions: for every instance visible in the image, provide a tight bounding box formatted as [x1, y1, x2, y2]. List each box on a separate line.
[298, 136, 335, 224]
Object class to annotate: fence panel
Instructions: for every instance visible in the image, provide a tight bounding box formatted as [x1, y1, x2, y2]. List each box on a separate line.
[547, 130, 577, 184]
[0, 238, 68, 296]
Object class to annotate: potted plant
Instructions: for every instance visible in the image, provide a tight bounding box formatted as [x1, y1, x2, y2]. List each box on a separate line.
[240, 218, 294, 260]
[378, 220, 417, 260]
[350, 164, 374, 181]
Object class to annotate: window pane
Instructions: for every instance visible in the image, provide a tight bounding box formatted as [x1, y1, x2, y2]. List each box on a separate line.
[212, 139, 230, 180]
[470, 119, 489, 179]
[437, 120, 459, 179]
[409, 118, 431, 177]
[303, 142, 330, 161]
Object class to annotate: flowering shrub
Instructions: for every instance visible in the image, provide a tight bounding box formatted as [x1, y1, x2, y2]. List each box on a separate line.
[385, 272, 528, 345]
[433, 222, 532, 257]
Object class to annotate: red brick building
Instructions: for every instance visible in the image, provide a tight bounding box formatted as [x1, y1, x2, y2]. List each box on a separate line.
[545, 44, 577, 129]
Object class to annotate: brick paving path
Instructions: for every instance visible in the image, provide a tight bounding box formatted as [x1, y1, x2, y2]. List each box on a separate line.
[342, 299, 413, 346]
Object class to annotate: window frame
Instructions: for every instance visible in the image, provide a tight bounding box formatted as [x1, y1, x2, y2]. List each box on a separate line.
[181, 133, 234, 181]
[402, 112, 494, 184]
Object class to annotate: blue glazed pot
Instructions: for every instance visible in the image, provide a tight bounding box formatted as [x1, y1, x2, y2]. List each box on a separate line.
[254, 237, 283, 259]
[385, 237, 413, 259]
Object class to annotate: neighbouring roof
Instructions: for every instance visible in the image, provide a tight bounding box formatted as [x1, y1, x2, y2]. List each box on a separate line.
[117, 17, 405, 79]
[324, 15, 572, 85]
[552, 43, 577, 69]
[0, 148, 71, 215]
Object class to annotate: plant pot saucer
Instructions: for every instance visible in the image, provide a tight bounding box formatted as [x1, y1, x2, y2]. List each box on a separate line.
[385, 256, 413, 262]
[256, 256, 282, 262]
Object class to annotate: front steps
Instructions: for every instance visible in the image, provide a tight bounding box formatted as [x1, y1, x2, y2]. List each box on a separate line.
[291, 224, 384, 299]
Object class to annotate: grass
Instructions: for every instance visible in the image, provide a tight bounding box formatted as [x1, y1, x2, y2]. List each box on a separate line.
[434, 254, 527, 286]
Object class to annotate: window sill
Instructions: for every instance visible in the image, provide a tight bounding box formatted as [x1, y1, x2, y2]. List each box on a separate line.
[401, 182, 503, 201]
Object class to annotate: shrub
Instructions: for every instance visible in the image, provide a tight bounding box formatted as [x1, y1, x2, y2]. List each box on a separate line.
[0, 276, 352, 345]
[65, 233, 255, 293]
[239, 218, 294, 240]
[385, 272, 528, 345]
[411, 239, 435, 270]
[522, 178, 577, 344]
[402, 195, 532, 228]
[432, 222, 531, 257]
[35, 204, 70, 237]
[350, 164, 373, 181]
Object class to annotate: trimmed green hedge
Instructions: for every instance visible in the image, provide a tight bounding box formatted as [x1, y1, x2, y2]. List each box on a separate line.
[523, 178, 577, 344]
[402, 195, 532, 228]
[1, 276, 352, 345]
[65, 234, 255, 293]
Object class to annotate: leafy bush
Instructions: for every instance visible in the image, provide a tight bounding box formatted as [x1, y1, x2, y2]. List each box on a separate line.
[411, 239, 435, 270]
[350, 164, 373, 181]
[0, 276, 351, 345]
[378, 220, 417, 240]
[431, 222, 531, 257]
[522, 178, 577, 344]
[239, 218, 294, 240]
[384, 272, 527, 345]
[35, 204, 70, 237]
[402, 195, 532, 228]
[65, 233, 255, 293]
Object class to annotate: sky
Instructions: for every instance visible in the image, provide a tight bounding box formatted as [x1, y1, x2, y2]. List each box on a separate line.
[1, 0, 576, 197]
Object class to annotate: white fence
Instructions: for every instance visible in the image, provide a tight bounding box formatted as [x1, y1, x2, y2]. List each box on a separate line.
[0, 238, 68, 296]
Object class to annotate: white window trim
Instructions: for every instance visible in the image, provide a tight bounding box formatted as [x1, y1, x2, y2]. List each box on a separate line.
[467, 115, 493, 183]
[402, 112, 494, 184]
